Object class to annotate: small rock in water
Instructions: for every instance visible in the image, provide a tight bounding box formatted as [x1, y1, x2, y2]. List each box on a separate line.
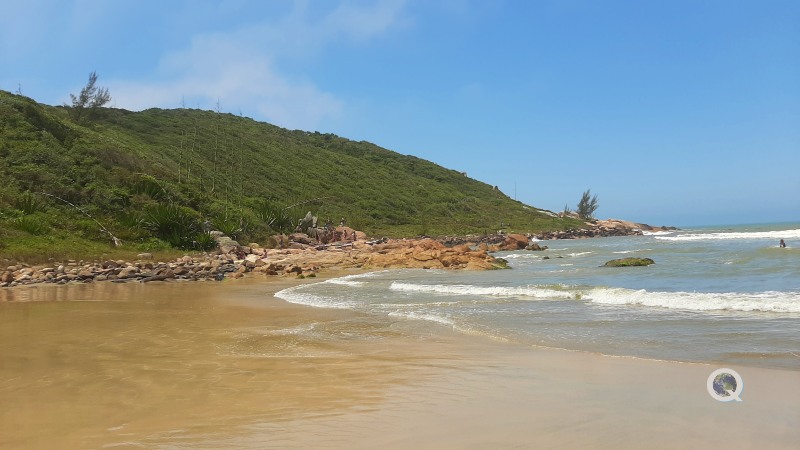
[602, 257, 655, 267]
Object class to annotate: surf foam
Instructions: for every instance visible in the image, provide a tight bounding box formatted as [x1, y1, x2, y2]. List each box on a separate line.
[655, 228, 800, 242]
[390, 282, 576, 299]
[585, 287, 800, 313]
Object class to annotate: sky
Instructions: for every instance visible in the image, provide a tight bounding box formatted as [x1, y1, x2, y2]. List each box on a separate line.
[1, 0, 798, 227]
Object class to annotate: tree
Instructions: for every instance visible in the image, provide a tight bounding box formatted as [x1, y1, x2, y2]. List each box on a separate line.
[576, 189, 599, 220]
[68, 71, 111, 122]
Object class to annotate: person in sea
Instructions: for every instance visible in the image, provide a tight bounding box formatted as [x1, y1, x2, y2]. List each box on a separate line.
[779, 239, 786, 248]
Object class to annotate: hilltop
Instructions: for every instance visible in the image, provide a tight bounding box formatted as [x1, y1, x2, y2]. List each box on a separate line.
[0, 90, 582, 262]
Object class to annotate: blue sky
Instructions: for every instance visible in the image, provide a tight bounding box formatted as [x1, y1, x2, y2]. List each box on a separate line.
[2, 0, 798, 226]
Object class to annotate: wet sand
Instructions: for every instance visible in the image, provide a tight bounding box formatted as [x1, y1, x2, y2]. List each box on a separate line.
[1, 276, 798, 449]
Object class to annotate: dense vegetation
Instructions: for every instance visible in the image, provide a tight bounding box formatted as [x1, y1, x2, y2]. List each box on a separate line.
[0, 90, 582, 262]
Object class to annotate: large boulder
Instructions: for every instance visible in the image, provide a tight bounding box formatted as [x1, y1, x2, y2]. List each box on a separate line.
[289, 233, 314, 245]
[363, 238, 506, 270]
[603, 257, 655, 267]
[500, 234, 529, 251]
[525, 242, 547, 251]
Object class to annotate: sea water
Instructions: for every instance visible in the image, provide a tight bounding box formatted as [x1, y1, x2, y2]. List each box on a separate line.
[276, 223, 800, 370]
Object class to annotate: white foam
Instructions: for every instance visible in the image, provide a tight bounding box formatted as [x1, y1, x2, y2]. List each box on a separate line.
[324, 279, 364, 287]
[613, 249, 652, 254]
[654, 228, 800, 242]
[387, 310, 454, 325]
[321, 271, 384, 287]
[585, 287, 800, 313]
[275, 285, 359, 309]
[503, 253, 544, 260]
[642, 230, 673, 236]
[261, 323, 318, 335]
[390, 282, 576, 299]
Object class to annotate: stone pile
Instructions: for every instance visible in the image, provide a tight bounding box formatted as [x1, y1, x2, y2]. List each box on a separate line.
[1, 237, 511, 290]
[535, 226, 644, 240]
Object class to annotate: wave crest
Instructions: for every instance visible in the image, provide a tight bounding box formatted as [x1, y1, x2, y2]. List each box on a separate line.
[585, 288, 800, 313]
[389, 282, 576, 299]
[654, 229, 800, 242]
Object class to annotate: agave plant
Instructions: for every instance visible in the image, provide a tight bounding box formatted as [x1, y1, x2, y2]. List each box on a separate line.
[13, 191, 43, 215]
[133, 175, 172, 201]
[193, 230, 217, 251]
[213, 216, 241, 237]
[142, 204, 199, 249]
[13, 216, 48, 235]
[255, 200, 294, 234]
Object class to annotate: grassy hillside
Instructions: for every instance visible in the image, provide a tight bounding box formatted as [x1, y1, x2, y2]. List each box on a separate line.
[0, 90, 581, 262]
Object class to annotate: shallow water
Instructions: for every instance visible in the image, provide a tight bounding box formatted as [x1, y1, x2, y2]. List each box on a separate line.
[0, 280, 469, 449]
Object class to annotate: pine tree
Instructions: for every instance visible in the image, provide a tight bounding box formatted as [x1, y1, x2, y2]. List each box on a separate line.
[576, 189, 599, 220]
[68, 71, 111, 122]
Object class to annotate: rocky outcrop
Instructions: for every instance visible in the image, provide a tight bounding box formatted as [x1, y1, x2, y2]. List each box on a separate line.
[602, 257, 655, 267]
[536, 219, 677, 240]
[594, 219, 677, 232]
[536, 227, 643, 240]
[438, 234, 548, 251]
[1, 236, 511, 291]
[211, 230, 241, 254]
[363, 239, 506, 270]
[499, 234, 529, 251]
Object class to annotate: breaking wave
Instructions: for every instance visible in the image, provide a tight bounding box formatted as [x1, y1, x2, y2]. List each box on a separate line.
[388, 282, 800, 314]
[389, 282, 576, 299]
[275, 284, 359, 310]
[654, 229, 800, 242]
[585, 288, 800, 313]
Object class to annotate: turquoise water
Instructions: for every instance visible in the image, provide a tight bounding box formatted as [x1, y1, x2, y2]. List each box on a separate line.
[277, 223, 800, 370]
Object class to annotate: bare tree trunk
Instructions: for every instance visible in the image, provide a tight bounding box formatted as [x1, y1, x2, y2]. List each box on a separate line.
[178, 130, 184, 183]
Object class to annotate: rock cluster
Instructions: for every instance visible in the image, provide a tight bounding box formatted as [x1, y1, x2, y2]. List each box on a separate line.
[536, 219, 677, 240]
[0, 217, 676, 290]
[1, 237, 509, 290]
[363, 239, 506, 270]
[535, 226, 644, 240]
[1, 254, 252, 288]
[438, 234, 546, 251]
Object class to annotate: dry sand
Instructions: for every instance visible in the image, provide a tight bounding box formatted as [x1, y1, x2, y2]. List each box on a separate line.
[1, 275, 798, 449]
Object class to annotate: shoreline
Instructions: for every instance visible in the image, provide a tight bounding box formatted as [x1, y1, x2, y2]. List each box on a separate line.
[0, 235, 510, 292]
[0, 219, 663, 291]
[1, 271, 798, 448]
[4, 270, 798, 375]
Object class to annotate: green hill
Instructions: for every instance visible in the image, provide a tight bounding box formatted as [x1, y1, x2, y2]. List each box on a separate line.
[0, 90, 581, 262]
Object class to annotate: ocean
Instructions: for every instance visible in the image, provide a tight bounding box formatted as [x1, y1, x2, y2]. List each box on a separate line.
[276, 223, 800, 370]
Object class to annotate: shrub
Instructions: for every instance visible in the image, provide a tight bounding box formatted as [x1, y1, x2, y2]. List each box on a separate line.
[194, 231, 217, 251]
[133, 175, 171, 201]
[213, 215, 241, 237]
[255, 200, 294, 234]
[13, 216, 48, 235]
[142, 204, 199, 249]
[13, 191, 43, 215]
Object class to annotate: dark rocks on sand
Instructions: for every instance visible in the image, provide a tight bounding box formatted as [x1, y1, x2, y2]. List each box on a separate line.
[602, 257, 655, 267]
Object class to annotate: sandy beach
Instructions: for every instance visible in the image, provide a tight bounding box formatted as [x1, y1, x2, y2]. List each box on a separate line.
[1, 275, 798, 449]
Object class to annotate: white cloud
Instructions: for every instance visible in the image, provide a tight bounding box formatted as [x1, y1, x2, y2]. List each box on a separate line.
[107, 0, 407, 131]
[111, 57, 343, 130]
[323, 0, 409, 40]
